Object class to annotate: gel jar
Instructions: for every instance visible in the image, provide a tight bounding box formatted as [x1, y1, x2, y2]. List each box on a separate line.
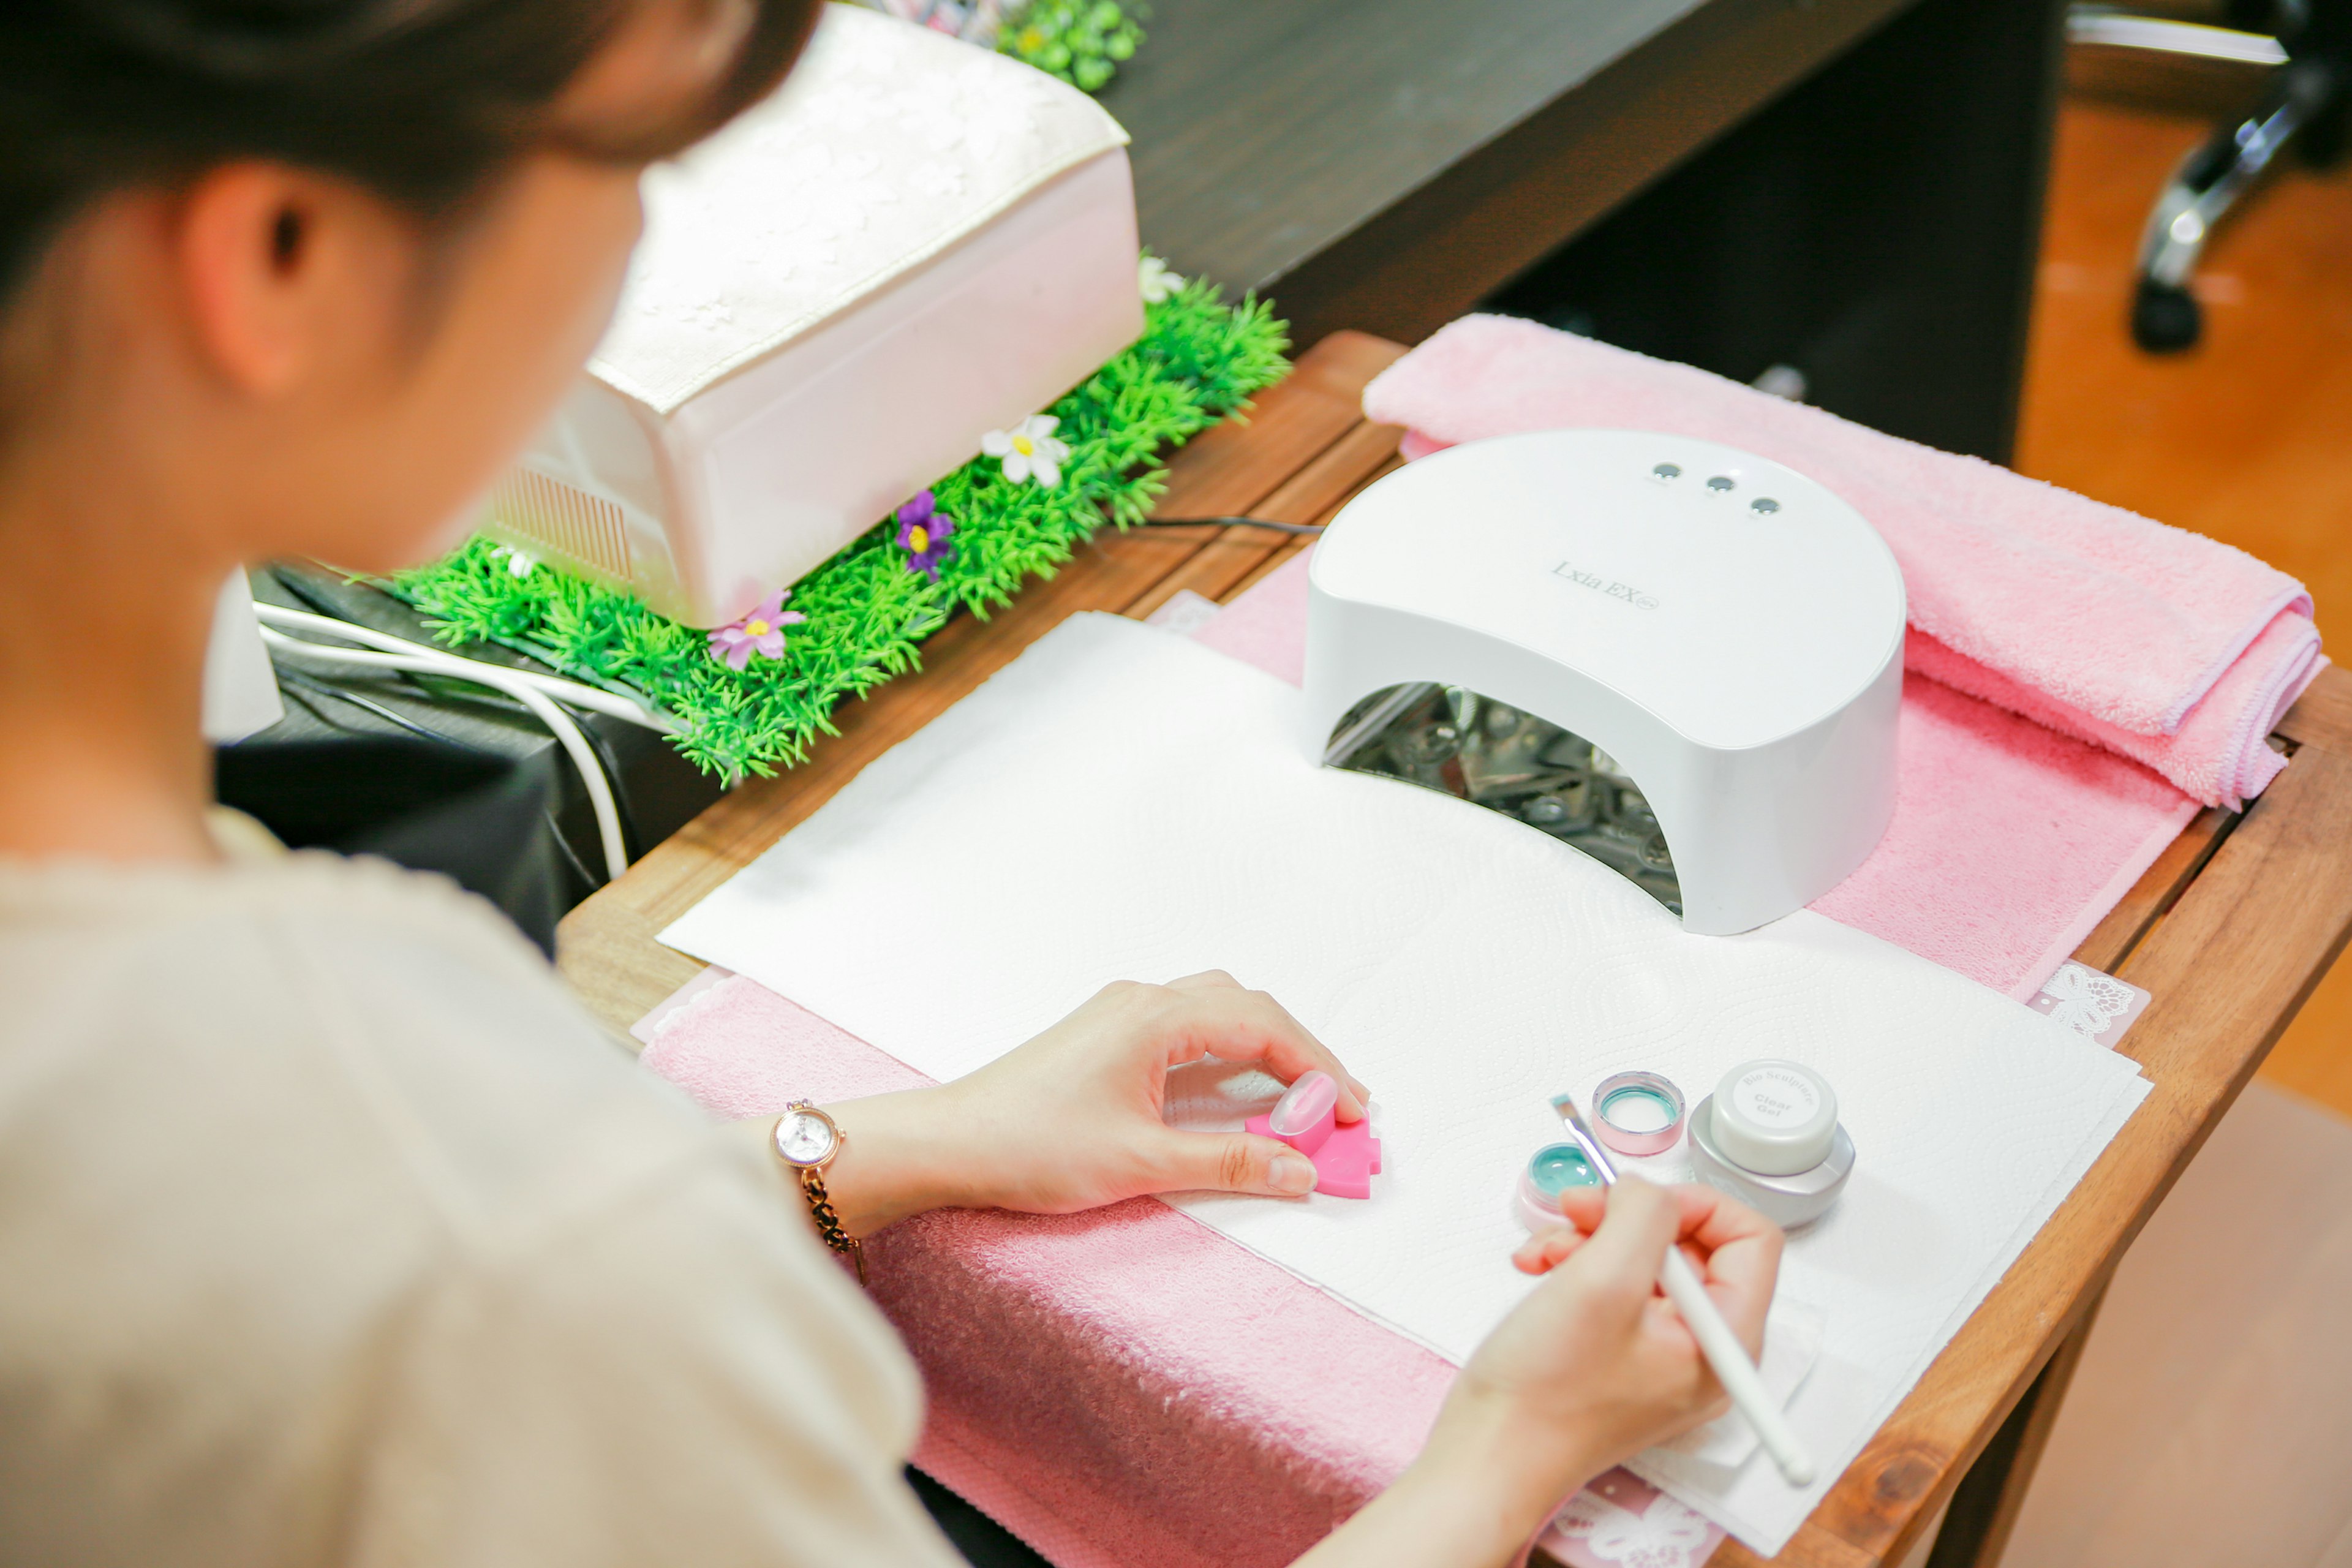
[1591, 1070, 1687, 1157]
[1686, 1058, 1855, 1229]
[1515, 1140, 1604, 1232]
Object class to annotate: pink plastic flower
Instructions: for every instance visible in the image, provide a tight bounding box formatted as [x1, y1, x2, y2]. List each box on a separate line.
[706, 589, 805, 671]
[895, 489, 956, 579]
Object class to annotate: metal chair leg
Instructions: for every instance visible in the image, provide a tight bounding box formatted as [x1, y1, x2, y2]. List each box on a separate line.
[2132, 54, 2342, 350]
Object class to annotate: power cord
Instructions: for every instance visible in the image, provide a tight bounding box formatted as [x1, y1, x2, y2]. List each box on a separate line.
[273, 668, 606, 891]
[252, 605, 646, 883]
[252, 604, 673, 733]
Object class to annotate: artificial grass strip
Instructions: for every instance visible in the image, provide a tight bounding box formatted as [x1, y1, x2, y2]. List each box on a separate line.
[389, 276, 1288, 781]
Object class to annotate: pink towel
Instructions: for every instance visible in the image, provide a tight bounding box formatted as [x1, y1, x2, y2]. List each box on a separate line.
[642, 975, 1463, 1568]
[1190, 551, 2198, 1001]
[1363, 314, 2321, 808]
[646, 976, 1708, 1568]
[1905, 622, 2314, 812]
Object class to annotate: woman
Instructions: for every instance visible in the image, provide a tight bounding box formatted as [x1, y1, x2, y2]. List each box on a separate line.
[0, 2, 1782, 1563]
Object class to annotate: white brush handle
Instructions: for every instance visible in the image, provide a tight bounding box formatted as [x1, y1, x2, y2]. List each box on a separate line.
[1657, 1246, 1817, 1487]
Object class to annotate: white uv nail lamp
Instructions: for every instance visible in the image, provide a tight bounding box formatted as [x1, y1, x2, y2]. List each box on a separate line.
[1303, 430, 1905, 935]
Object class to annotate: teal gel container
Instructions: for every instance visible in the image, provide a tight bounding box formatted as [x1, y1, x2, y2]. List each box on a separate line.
[1516, 1140, 1602, 1232]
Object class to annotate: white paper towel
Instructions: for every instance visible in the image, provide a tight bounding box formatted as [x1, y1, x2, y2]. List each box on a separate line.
[660, 614, 2149, 1553]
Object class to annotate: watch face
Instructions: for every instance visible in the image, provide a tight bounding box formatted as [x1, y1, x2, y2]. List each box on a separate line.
[775, 1110, 837, 1166]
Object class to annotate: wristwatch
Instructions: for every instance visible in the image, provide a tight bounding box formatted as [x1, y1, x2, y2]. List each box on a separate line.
[774, 1100, 865, 1283]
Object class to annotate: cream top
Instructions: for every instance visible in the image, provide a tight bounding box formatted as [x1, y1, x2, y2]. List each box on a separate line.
[592, 4, 1131, 413]
[0, 845, 962, 1567]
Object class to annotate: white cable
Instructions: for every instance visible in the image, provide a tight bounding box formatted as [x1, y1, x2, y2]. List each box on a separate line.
[251, 603, 674, 734]
[2065, 9, 2288, 66]
[258, 627, 630, 883]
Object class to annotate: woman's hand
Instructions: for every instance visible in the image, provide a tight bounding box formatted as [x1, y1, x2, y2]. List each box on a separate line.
[806, 971, 1370, 1235]
[1297, 1181, 1783, 1568]
[1457, 1182, 1782, 1499]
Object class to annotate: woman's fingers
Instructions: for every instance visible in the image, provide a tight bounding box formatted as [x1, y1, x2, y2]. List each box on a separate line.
[1146, 1126, 1319, 1197]
[1566, 1180, 1684, 1303]
[1676, 1184, 1782, 1355]
[1153, 976, 1369, 1121]
[1551, 1182, 1781, 1356]
[1165, 969, 1243, 993]
[1511, 1226, 1589, 1275]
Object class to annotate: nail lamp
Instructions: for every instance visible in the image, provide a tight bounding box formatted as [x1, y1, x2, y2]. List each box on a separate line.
[485, 7, 1144, 627]
[1303, 430, 1905, 935]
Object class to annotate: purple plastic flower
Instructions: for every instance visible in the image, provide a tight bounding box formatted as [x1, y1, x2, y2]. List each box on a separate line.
[706, 589, 805, 671]
[895, 489, 957, 580]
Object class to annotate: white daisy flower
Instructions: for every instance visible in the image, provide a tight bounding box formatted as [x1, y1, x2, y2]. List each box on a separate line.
[491, 543, 540, 578]
[1138, 254, 1184, 304]
[981, 413, 1071, 488]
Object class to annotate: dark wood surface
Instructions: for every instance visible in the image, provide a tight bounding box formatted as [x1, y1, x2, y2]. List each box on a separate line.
[556, 331, 2352, 1567]
[1102, 0, 1920, 347]
[1480, 0, 2070, 464]
[1106, 0, 2070, 466]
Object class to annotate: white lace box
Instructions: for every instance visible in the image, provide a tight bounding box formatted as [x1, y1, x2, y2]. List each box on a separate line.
[489, 6, 1144, 627]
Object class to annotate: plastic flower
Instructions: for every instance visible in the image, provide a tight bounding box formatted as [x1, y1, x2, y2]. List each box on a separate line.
[491, 543, 539, 578]
[894, 490, 957, 580]
[997, 0, 1140, 90]
[706, 589, 805, 671]
[1138, 254, 1183, 304]
[981, 413, 1070, 488]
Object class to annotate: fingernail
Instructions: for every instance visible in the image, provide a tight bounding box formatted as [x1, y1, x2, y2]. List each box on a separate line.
[1270, 1152, 1317, 1194]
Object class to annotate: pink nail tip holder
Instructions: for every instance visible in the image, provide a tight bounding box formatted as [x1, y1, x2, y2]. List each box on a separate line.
[1245, 1071, 1382, 1199]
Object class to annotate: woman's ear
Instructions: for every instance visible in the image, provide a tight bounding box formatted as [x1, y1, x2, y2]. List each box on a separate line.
[173, 162, 406, 398]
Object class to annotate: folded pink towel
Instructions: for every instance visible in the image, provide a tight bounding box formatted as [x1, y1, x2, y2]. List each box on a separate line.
[1191, 551, 2198, 1000]
[1363, 314, 2321, 806]
[1906, 617, 2316, 810]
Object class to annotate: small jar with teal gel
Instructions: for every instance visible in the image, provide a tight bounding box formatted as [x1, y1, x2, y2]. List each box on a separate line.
[1516, 1140, 1603, 1232]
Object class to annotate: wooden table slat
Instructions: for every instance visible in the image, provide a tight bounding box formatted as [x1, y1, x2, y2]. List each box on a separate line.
[1147, 330, 1404, 519]
[2278, 665, 2352, 749]
[1206, 449, 1412, 608]
[1126, 420, 1407, 620]
[2067, 805, 2236, 977]
[1919, 1286, 2107, 1568]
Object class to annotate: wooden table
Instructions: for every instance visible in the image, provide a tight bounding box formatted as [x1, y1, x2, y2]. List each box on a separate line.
[558, 332, 2352, 1568]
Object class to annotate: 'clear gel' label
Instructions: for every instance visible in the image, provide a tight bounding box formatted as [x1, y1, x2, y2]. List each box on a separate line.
[1732, 1065, 1822, 1129]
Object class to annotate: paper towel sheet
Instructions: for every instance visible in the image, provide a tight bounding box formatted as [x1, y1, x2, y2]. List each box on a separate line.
[660, 614, 2150, 1554]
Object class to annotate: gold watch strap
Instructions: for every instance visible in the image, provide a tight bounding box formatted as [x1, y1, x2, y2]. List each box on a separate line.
[797, 1164, 866, 1284]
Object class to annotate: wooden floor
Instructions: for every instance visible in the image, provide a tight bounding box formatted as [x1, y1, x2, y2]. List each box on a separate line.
[2001, 1080, 2352, 1568]
[2015, 96, 2352, 1121]
[1995, 85, 2352, 1568]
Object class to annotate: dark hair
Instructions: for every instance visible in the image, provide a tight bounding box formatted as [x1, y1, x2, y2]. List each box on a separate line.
[0, 0, 819, 299]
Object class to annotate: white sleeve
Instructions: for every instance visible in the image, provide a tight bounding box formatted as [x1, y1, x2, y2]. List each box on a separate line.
[347, 1136, 968, 1568]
